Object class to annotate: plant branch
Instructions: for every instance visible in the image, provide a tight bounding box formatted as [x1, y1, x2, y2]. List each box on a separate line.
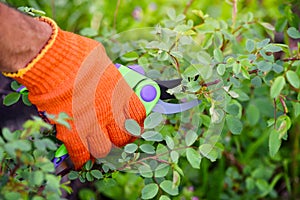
[202, 79, 221, 87]
[183, 0, 195, 15]
[282, 57, 300, 62]
[291, 122, 300, 198]
[113, 0, 121, 30]
[51, 0, 56, 20]
[279, 96, 288, 115]
[223, 151, 243, 173]
[169, 53, 181, 76]
[231, 0, 238, 29]
[273, 98, 277, 128]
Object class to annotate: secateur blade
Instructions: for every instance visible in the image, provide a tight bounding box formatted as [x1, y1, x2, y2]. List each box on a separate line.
[154, 79, 201, 114]
[155, 79, 182, 100]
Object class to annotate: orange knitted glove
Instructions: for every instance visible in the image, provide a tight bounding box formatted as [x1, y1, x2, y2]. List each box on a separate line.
[3, 17, 146, 169]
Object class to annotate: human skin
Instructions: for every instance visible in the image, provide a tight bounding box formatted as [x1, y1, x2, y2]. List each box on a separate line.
[0, 3, 52, 73]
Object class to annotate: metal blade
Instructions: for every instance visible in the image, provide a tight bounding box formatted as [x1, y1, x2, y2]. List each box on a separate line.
[156, 78, 182, 100]
[155, 78, 182, 88]
[152, 99, 201, 114]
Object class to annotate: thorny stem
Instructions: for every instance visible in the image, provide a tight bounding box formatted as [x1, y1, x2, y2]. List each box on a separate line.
[113, 0, 121, 30]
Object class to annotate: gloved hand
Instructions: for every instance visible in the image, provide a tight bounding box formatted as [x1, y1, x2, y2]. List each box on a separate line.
[3, 17, 146, 169]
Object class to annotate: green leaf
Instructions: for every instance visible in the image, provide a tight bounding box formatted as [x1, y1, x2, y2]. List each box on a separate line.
[264, 44, 282, 52]
[226, 115, 243, 135]
[158, 51, 169, 61]
[165, 136, 174, 150]
[79, 189, 96, 200]
[186, 148, 201, 169]
[0, 148, 4, 162]
[246, 104, 260, 126]
[121, 51, 139, 62]
[257, 38, 270, 49]
[22, 93, 32, 106]
[91, 170, 103, 179]
[185, 130, 198, 146]
[272, 63, 283, 73]
[124, 143, 138, 154]
[125, 119, 141, 136]
[256, 179, 269, 192]
[276, 115, 291, 139]
[32, 196, 45, 200]
[270, 76, 285, 98]
[241, 67, 250, 79]
[257, 61, 272, 72]
[142, 131, 163, 142]
[43, 138, 57, 150]
[138, 165, 153, 178]
[260, 22, 275, 31]
[246, 39, 255, 53]
[269, 128, 281, 157]
[251, 76, 262, 87]
[15, 140, 32, 151]
[170, 150, 179, 163]
[10, 81, 21, 91]
[225, 103, 240, 116]
[144, 112, 163, 129]
[287, 27, 300, 39]
[36, 160, 55, 173]
[141, 183, 159, 199]
[32, 170, 44, 186]
[217, 64, 226, 76]
[4, 192, 21, 200]
[68, 171, 80, 180]
[84, 160, 93, 171]
[3, 92, 21, 106]
[156, 144, 169, 160]
[159, 195, 171, 200]
[154, 164, 169, 178]
[2, 128, 14, 141]
[275, 18, 288, 32]
[140, 144, 155, 154]
[246, 177, 256, 190]
[199, 143, 219, 162]
[167, 8, 176, 20]
[286, 70, 300, 88]
[293, 102, 300, 118]
[159, 180, 179, 196]
[138, 56, 149, 67]
[213, 48, 223, 62]
[232, 62, 241, 74]
[79, 27, 98, 37]
[86, 172, 94, 182]
[55, 112, 71, 129]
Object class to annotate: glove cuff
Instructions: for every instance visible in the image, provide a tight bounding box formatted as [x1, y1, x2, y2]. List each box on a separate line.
[3, 17, 99, 96]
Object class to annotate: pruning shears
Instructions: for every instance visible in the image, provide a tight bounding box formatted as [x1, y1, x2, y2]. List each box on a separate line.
[53, 64, 201, 168]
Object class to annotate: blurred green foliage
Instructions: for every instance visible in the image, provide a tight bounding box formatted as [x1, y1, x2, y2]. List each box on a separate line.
[1, 0, 300, 199]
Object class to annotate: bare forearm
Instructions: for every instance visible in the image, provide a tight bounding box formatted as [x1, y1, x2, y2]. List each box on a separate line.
[0, 3, 52, 73]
